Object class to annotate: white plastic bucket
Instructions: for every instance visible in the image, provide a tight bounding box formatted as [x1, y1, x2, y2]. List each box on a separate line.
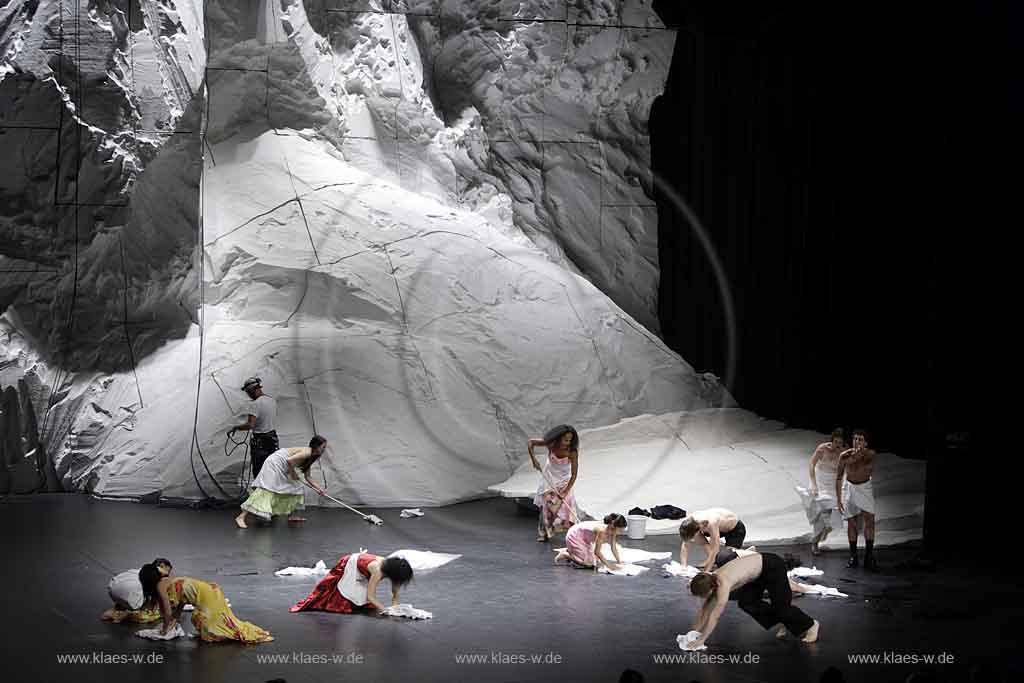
[626, 515, 647, 540]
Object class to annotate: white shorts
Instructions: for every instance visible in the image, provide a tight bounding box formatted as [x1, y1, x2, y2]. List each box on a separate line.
[842, 479, 875, 519]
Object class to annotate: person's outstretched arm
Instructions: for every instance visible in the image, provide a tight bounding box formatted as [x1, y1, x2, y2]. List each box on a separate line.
[366, 567, 386, 611]
[835, 453, 850, 515]
[689, 583, 729, 649]
[610, 531, 622, 564]
[593, 530, 618, 571]
[527, 438, 545, 471]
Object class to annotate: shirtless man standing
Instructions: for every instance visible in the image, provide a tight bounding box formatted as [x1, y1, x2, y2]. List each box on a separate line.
[804, 428, 846, 553]
[835, 429, 878, 571]
[678, 507, 746, 572]
[685, 551, 819, 650]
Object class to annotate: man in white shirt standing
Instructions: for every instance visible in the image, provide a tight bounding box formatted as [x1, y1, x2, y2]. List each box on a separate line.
[230, 377, 278, 479]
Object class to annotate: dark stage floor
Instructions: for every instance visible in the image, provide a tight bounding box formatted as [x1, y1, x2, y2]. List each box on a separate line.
[0, 494, 1018, 683]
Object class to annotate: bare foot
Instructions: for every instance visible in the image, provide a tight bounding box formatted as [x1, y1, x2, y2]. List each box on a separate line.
[801, 620, 820, 643]
[287, 516, 307, 523]
[235, 514, 247, 529]
[537, 533, 549, 542]
[775, 625, 787, 639]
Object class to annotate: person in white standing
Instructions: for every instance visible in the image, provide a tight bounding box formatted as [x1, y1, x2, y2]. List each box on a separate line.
[230, 377, 278, 479]
[798, 428, 846, 554]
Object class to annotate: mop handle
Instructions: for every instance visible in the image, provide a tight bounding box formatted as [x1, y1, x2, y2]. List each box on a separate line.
[303, 482, 372, 520]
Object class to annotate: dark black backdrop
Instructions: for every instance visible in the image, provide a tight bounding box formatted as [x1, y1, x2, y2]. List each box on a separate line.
[650, 2, 1007, 551]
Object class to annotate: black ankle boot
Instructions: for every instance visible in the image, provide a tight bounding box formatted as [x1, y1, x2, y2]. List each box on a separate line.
[847, 554, 859, 568]
[864, 554, 879, 572]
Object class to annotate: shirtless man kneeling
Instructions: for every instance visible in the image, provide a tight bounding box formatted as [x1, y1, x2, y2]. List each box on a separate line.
[678, 507, 746, 572]
[685, 550, 819, 650]
[836, 428, 878, 571]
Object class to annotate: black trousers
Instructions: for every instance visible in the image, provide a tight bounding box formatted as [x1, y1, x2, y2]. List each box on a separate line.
[722, 519, 746, 548]
[250, 431, 278, 479]
[733, 552, 814, 636]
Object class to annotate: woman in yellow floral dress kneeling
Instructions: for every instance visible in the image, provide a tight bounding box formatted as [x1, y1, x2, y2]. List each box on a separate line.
[138, 563, 273, 644]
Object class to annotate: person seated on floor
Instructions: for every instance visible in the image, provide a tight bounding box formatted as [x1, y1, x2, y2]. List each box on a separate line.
[139, 562, 273, 643]
[685, 550, 819, 649]
[678, 507, 747, 572]
[290, 551, 414, 613]
[553, 514, 627, 572]
[101, 557, 173, 623]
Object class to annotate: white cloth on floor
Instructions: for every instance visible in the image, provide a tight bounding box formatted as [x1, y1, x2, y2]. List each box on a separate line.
[788, 566, 824, 578]
[381, 604, 433, 619]
[400, 508, 424, 518]
[598, 563, 649, 576]
[677, 631, 707, 651]
[662, 561, 701, 578]
[136, 624, 190, 640]
[842, 478, 875, 518]
[337, 551, 369, 606]
[108, 569, 145, 610]
[387, 549, 461, 571]
[794, 582, 848, 598]
[275, 560, 329, 577]
[611, 545, 672, 563]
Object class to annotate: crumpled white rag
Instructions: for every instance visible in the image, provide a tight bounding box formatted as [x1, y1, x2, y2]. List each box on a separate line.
[275, 560, 329, 577]
[661, 561, 701, 578]
[609, 545, 672, 563]
[380, 603, 433, 619]
[788, 566, 824, 578]
[677, 631, 707, 651]
[400, 508, 424, 518]
[598, 563, 649, 576]
[136, 624, 190, 640]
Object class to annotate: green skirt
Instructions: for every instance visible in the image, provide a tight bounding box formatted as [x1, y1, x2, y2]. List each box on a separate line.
[241, 488, 305, 521]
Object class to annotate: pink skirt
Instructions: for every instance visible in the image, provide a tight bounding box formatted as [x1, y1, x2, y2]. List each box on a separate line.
[565, 524, 596, 566]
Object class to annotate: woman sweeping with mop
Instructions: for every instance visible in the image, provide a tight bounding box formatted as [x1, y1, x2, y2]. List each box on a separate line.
[235, 435, 328, 528]
[529, 425, 581, 542]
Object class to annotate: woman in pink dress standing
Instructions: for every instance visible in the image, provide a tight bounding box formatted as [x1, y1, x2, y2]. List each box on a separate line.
[528, 425, 581, 542]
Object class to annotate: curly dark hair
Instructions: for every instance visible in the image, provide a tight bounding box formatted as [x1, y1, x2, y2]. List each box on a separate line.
[543, 425, 579, 452]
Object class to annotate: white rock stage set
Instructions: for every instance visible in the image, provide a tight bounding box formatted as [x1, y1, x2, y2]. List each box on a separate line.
[1, 0, 923, 642]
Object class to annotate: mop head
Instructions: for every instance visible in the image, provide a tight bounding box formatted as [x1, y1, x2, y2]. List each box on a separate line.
[366, 514, 384, 526]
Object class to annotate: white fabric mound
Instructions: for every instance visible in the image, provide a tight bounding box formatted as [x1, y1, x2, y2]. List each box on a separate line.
[387, 549, 461, 572]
